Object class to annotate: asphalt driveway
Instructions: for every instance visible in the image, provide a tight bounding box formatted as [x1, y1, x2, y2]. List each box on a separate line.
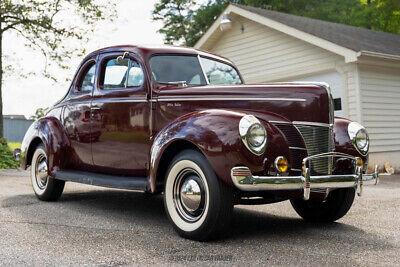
[0, 169, 399, 266]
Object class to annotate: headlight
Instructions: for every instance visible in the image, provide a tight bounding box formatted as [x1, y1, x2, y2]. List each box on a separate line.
[348, 122, 369, 155]
[239, 115, 267, 155]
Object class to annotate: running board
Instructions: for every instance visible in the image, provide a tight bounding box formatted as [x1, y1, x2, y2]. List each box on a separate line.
[54, 170, 148, 191]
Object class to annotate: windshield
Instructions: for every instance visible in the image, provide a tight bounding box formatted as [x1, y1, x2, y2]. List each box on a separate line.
[149, 55, 242, 86]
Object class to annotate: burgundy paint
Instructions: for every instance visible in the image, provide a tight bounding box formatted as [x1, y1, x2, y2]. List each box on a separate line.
[19, 45, 368, 193]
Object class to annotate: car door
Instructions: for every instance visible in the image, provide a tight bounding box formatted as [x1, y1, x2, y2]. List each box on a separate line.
[62, 57, 96, 169]
[91, 51, 151, 176]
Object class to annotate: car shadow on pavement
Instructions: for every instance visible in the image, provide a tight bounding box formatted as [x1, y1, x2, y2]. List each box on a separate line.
[1, 189, 395, 254]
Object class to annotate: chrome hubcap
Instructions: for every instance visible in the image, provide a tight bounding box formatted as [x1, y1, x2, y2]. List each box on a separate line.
[180, 178, 202, 212]
[35, 154, 48, 190]
[173, 168, 206, 222]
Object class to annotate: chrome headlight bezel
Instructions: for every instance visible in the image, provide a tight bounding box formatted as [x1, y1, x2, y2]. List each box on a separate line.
[239, 115, 267, 155]
[348, 122, 369, 156]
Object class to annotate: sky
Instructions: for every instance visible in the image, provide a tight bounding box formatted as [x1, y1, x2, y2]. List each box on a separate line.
[2, 0, 165, 118]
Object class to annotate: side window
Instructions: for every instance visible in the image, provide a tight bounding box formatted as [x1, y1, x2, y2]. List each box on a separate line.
[127, 61, 144, 87]
[102, 57, 144, 90]
[77, 63, 96, 92]
[200, 57, 242, 85]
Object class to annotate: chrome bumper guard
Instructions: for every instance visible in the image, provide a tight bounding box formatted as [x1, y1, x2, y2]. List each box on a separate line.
[231, 152, 379, 200]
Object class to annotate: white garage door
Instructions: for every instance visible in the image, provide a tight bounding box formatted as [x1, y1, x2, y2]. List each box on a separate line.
[292, 72, 344, 117]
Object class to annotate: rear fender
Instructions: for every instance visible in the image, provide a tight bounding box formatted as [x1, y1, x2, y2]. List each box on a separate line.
[21, 117, 71, 176]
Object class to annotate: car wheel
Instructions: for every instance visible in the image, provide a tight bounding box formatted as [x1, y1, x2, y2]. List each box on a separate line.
[290, 187, 356, 222]
[31, 144, 65, 201]
[164, 149, 233, 241]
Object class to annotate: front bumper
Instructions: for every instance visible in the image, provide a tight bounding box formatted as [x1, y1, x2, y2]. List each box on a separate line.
[231, 152, 379, 200]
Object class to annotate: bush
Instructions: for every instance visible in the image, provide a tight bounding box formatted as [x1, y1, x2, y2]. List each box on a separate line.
[0, 138, 19, 169]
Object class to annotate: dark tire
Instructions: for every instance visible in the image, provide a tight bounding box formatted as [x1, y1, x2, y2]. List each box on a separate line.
[163, 149, 234, 241]
[31, 144, 65, 201]
[290, 188, 356, 222]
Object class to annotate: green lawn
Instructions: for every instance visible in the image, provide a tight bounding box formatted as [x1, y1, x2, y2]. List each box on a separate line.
[8, 142, 21, 151]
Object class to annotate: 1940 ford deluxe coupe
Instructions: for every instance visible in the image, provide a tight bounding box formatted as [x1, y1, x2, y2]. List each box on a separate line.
[16, 45, 379, 240]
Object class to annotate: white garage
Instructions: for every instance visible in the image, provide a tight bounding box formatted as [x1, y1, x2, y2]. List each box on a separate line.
[195, 4, 400, 171]
[291, 72, 344, 117]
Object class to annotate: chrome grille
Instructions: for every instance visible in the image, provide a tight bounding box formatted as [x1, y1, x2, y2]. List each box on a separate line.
[295, 125, 333, 175]
[274, 124, 304, 148]
[274, 124, 306, 172]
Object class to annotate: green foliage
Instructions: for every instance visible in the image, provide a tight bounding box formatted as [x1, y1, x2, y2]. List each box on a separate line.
[30, 107, 49, 120]
[0, 138, 19, 169]
[153, 0, 400, 47]
[361, 0, 400, 33]
[0, 0, 117, 138]
[0, 0, 116, 75]
[152, 0, 197, 44]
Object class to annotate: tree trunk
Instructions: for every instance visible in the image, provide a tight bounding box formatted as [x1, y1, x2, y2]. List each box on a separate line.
[0, 14, 3, 138]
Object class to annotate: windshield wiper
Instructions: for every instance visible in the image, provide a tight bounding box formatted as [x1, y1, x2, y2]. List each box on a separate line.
[158, 81, 187, 87]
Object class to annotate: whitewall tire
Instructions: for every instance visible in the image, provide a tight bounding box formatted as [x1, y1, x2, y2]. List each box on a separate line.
[31, 144, 65, 201]
[164, 149, 233, 241]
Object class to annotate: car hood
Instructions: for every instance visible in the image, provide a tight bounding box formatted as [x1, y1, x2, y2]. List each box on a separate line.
[155, 83, 332, 124]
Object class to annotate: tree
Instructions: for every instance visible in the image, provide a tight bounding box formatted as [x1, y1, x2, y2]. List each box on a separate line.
[0, 0, 116, 138]
[153, 0, 400, 47]
[362, 0, 400, 33]
[152, 0, 197, 45]
[30, 107, 49, 120]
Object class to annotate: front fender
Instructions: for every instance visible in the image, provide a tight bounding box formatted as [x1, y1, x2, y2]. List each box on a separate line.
[333, 117, 369, 172]
[149, 109, 291, 192]
[20, 117, 71, 176]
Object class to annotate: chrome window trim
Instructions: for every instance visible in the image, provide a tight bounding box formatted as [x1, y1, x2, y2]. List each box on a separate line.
[197, 55, 210, 85]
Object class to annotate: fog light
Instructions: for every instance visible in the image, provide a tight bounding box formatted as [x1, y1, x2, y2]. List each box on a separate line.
[356, 158, 363, 169]
[274, 156, 288, 173]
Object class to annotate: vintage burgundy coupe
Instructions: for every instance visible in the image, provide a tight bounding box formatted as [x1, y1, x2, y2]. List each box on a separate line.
[16, 45, 378, 240]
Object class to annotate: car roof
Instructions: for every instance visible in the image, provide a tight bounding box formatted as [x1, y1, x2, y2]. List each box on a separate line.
[83, 44, 233, 65]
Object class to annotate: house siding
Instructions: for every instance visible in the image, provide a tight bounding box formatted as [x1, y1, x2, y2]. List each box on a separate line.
[359, 65, 400, 153]
[342, 64, 361, 122]
[211, 16, 343, 84]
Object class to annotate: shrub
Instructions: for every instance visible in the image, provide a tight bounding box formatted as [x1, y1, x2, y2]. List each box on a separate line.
[0, 138, 19, 169]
